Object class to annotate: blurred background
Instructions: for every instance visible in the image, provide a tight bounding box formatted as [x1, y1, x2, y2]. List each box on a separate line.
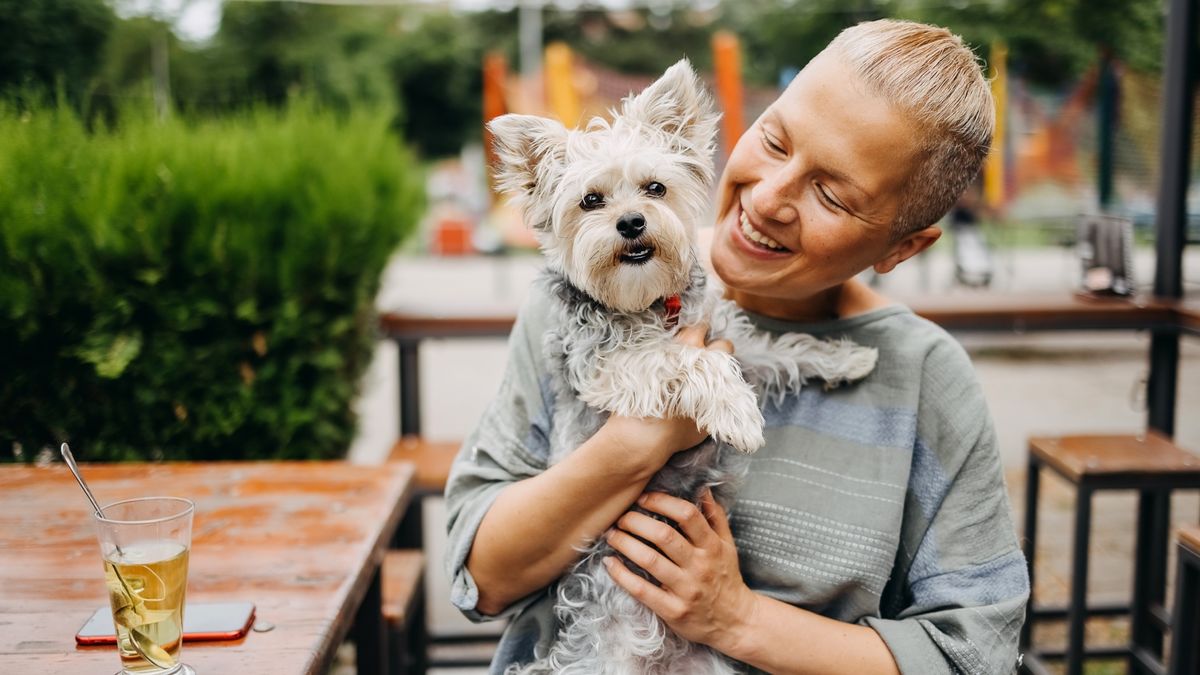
[3, 0, 1196, 460]
[2, 1, 1198, 673]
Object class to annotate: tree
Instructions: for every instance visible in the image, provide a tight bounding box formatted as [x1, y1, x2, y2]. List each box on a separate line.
[387, 11, 485, 157]
[724, 0, 1167, 88]
[0, 0, 115, 104]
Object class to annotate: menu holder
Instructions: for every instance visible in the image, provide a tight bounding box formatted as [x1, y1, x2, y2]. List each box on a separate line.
[1077, 214, 1135, 296]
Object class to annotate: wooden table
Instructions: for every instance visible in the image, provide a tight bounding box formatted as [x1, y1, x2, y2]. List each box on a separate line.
[0, 461, 415, 675]
[1178, 299, 1200, 336]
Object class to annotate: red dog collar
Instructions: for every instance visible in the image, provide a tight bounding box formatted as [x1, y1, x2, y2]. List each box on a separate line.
[663, 295, 682, 327]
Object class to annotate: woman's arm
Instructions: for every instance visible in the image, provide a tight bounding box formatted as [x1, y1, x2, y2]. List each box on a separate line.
[467, 415, 703, 615]
[727, 595, 900, 674]
[467, 325, 730, 616]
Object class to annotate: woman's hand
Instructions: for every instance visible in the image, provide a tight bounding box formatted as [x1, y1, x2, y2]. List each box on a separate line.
[597, 324, 734, 471]
[603, 489, 759, 657]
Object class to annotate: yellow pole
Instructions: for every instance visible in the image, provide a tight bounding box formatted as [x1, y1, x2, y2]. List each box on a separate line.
[545, 42, 580, 127]
[984, 41, 1008, 210]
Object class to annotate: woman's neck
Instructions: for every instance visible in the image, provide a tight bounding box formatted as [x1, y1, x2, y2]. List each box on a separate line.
[727, 278, 894, 323]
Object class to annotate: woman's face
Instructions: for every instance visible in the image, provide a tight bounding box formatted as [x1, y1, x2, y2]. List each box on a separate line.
[710, 52, 934, 317]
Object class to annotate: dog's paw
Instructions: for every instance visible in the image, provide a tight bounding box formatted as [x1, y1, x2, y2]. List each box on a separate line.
[702, 386, 765, 454]
[677, 350, 765, 454]
[827, 344, 878, 387]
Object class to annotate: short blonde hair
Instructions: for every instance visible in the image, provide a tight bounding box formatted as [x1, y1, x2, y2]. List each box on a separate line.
[827, 19, 994, 236]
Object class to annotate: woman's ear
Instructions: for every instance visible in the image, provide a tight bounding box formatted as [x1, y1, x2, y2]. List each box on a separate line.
[873, 226, 941, 274]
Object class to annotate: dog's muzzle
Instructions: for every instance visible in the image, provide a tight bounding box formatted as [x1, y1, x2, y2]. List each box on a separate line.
[618, 239, 655, 265]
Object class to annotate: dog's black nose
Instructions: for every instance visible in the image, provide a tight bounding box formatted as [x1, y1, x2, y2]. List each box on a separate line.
[616, 213, 646, 239]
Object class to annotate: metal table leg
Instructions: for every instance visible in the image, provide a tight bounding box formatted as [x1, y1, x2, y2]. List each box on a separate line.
[355, 567, 388, 675]
[398, 339, 421, 436]
[1021, 453, 1041, 653]
[1065, 486, 1093, 675]
[1130, 490, 1171, 673]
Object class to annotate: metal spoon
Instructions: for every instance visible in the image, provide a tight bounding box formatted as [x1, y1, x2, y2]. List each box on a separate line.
[61, 443, 108, 516]
[60, 444, 168, 667]
[61, 443, 123, 557]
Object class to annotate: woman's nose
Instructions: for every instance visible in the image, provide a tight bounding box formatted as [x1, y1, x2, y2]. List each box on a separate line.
[750, 173, 800, 226]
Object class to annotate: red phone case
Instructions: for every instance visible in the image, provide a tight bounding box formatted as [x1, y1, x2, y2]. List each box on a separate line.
[75, 603, 256, 645]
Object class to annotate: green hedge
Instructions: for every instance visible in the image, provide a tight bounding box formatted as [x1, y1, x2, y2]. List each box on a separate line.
[0, 102, 423, 461]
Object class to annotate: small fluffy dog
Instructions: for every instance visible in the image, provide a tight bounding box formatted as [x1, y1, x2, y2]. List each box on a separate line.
[489, 61, 877, 675]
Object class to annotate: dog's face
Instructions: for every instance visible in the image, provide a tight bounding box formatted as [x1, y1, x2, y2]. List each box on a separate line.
[489, 60, 719, 312]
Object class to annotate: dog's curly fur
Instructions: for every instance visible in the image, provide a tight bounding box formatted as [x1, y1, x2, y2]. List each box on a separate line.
[489, 61, 877, 674]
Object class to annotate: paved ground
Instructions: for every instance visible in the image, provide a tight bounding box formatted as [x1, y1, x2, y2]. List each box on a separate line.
[340, 242, 1200, 673]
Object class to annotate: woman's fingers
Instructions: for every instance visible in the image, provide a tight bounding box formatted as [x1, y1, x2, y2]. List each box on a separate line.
[707, 338, 734, 354]
[637, 492, 715, 547]
[675, 324, 735, 355]
[675, 323, 709, 347]
[700, 489, 734, 542]
[603, 556, 685, 618]
[605, 528, 685, 588]
[616, 510, 691, 566]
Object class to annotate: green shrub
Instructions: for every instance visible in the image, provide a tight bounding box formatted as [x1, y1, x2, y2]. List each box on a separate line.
[0, 102, 423, 461]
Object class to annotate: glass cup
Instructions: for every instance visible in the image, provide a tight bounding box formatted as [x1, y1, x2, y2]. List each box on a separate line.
[94, 497, 196, 675]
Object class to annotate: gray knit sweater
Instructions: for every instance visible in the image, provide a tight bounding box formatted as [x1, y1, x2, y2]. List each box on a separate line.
[444, 283, 1029, 674]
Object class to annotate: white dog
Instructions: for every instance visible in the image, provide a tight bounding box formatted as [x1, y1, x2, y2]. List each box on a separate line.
[489, 60, 877, 675]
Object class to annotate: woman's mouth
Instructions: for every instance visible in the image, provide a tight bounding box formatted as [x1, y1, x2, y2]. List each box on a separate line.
[737, 208, 790, 253]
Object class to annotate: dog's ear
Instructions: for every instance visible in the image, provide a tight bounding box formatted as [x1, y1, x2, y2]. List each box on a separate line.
[488, 114, 568, 200]
[620, 59, 719, 160]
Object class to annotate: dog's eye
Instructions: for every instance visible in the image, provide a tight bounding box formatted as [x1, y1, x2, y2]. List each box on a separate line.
[580, 192, 605, 210]
[644, 182, 667, 198]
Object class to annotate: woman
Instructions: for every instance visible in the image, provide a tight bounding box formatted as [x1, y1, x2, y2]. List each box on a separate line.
[446, 19, 1028, 675]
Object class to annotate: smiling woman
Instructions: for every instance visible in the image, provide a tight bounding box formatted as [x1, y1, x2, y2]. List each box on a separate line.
[711, 52, 929, 321]
[710, 27, 991, 323]
[446, 19, 1027, 675]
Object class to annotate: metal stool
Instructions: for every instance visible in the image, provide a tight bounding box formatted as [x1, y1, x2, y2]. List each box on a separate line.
[1168, 526, 1200, 675]
[1020, 433, 1200, 675]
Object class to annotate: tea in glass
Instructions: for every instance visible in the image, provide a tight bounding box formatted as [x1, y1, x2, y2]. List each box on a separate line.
[95, 497, 195, 675]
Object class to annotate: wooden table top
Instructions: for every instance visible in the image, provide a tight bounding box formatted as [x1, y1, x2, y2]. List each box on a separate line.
[906, 292, 1178, 332]
[1028, 433, 1200, 483]
[0, 461, 415, 675]
[1180, 524, 1200, 555]
[380, 291, 1185, 338]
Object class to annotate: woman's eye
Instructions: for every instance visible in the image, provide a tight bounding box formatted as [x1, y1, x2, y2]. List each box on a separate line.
[761, 131, 785, 154]
[817, 185, 844, 211]
[644, 182, 666, 197]
[580, 192, 605, 210]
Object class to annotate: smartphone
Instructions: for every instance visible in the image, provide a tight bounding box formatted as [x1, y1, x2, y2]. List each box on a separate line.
[76, 601, 256, 645]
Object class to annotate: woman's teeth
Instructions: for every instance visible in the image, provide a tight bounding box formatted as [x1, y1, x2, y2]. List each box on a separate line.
[740, 211, 786, 251]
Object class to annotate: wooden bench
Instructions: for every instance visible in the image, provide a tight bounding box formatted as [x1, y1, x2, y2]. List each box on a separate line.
[385, 439, 498, 670]
[388, 437, 459, 549]
[382, 549, 427, 674]
[1021, 433, 1200, 675]
[388, 437, 460, 495]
